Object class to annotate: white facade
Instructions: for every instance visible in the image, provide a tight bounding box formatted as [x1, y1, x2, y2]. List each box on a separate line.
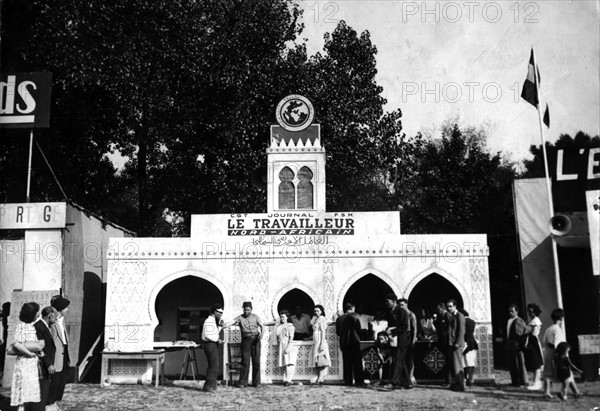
[104, 117, 494, 382]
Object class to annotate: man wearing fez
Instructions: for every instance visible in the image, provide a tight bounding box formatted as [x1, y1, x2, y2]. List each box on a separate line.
[34, 306, 58, 411]
[48, 296, 70, 408]
[201, 304, 224, 392]
[224, 302, 263, 388]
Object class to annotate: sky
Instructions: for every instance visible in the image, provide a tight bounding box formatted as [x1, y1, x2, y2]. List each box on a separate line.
[297, 0, 600, 161]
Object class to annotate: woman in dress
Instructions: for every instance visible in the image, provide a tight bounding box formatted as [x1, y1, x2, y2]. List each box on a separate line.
[11, 302, 41, 411]
[524, 303, 544, 391]
[276, 310, 298, 386]
[542, 308, 565, 399]
[310, 304, 330, 384]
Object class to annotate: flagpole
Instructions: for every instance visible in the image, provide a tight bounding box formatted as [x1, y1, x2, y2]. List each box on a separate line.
[532, 48, 564, 325]
[26, 130, 34, 202]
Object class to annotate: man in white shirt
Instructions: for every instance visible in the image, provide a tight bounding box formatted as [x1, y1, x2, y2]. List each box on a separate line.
[201, 304, 224, 392]
[291, 306, 311, 340]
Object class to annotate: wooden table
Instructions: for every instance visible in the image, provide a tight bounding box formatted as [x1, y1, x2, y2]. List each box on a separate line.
[101, 350, 165, 388]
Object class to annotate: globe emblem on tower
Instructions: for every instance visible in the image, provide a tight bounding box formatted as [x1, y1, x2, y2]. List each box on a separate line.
[276, 95, 315, 132]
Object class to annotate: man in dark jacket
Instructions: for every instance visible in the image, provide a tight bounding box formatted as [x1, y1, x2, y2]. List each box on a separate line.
[460, 308, 478, 386]
[336, 302, 365, 387]
[446, 299, 466, 391]
[435, 302, 453, 384]
[34, 306, 58, 411]
[504, 304, 528, 387]
[385, 293, 411, 389]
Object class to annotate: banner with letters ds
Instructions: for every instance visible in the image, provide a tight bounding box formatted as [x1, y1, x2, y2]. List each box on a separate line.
[0, 72, 53, 128]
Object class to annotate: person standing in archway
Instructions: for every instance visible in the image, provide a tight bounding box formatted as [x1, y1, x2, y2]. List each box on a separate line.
[224, 302, 263, 388]
[446, 300, 466, 391]
[398, 298, 417, 386]
[291, 306, 311, 341]
[310, 304, 330, 384]
[435, 302, 452, 385]
[336, 302, 365, 387]
[384, 293, 411, 389]
[201, 304, 224, 392]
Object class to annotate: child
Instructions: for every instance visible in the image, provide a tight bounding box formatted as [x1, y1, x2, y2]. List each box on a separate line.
[276, 310, 298, 386]
[554, 342, 583, 400]
[374, 331, 392, 385]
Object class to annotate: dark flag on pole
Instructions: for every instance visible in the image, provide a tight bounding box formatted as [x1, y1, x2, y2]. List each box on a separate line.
[521, 48, 539, 107]
[543, 103, 550, 128]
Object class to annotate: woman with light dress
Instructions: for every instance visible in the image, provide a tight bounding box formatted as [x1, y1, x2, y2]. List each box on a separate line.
[542, 308, 565, 399]
[11, 302, 41, 411]
[276, 310, 298, 386]
[310, 304, 330, 384]
[524, 303, 544, 391]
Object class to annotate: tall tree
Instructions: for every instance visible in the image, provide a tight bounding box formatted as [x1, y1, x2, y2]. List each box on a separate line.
[301, 21, 405, 212]
[395, 123, 516, 235]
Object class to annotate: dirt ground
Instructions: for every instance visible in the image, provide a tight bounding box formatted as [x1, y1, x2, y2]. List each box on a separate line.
[1, 370, 598, 411]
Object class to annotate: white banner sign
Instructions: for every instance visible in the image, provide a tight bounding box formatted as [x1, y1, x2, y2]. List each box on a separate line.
[586, 190, 600, 275]
[0, 202, 66, 229]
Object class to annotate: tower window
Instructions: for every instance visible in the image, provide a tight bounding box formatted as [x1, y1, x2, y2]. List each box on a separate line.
[297, 166, 314, 209]
[278, 167, 295, 209]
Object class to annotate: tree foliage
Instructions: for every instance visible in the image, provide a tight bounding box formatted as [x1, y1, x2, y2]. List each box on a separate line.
[395, 123, 516, 236]
[520, 131, 600, 178]
[1, 3, 408, 235]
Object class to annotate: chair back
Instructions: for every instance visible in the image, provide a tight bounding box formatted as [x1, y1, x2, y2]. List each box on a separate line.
[227, 343, 243, 369]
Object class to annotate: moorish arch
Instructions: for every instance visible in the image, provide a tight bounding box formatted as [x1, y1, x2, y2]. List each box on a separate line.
[271, 280, 318, 320]
[336, 268, 402, 315]
[147, 268, 233, 334]
[402, 267, 471, 313]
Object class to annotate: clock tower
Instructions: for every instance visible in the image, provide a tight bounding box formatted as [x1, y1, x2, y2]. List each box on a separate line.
[267, 95, 326, 214]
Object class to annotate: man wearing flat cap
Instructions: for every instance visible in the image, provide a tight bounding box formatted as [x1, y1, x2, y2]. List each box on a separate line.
[224, 302, 263, 388]
[48, 295, 71, 409]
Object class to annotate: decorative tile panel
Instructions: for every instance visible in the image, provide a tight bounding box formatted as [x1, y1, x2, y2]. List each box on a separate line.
[470, 258, 489, 321]
[232, 261, 269, 319]
[322, 259, 335, 320]
[474, 322, 493, 376]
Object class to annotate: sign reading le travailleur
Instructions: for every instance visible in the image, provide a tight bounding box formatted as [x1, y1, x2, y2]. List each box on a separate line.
[0, 72, 52, 128]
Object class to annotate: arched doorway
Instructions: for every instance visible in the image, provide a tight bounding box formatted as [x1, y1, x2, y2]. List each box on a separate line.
[277, 288, 314, 317]
[407, 273, 464, 319]
[343, 274, 394, 340]
[154, 276, 224, 377]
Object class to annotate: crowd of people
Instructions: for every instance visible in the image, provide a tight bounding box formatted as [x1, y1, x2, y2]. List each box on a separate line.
[3, 296, 71, 411]
[199, 297, 583, 403]
[496, 304, 583, 401]
[2, 297, 583, 404]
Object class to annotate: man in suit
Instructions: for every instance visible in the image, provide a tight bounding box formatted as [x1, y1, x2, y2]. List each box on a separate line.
[335, 302, 365, 387]
[505, 304, 528, 387]
[34, 306, 58, 411]
[435, 302, 453, 384]
[446, 299, 466, 391]
[385, 293, 411, 389]
[49, 296, 71, 409]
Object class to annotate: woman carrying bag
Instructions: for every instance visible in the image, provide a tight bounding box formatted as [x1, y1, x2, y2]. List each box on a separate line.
[10, 302, 44, 411]
[310, 304, 330, 385]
